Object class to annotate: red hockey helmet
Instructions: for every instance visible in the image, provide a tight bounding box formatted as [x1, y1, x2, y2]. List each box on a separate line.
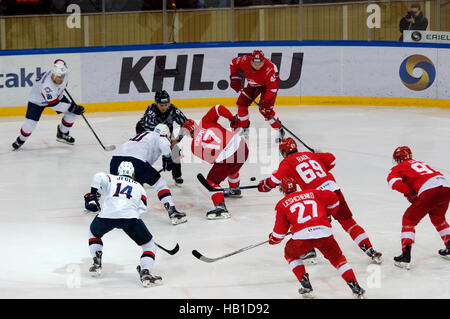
[182, 119, 198, 136]
[279, 177, 297, 195]
[251, 50, 264, 63]
[279, 137, 298, 156]
[393, 146, 412, 163]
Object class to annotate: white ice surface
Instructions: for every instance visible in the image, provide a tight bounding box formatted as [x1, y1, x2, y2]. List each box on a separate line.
[0, 105, 449, 299]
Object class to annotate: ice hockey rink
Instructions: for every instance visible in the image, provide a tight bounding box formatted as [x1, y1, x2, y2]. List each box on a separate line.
[0, 105, 449, 299]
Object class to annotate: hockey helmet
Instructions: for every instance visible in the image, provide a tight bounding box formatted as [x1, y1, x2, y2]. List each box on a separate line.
[154, 123, 170, 138]
[393, 146, 412, 163]
[118, 161, 135, 178]
[52, 59, 68, 77]
[279, 177, 297, 195]
[251, 50, 264, 63]
[279, 137, 298, 156]
[155, 90, 170, 104]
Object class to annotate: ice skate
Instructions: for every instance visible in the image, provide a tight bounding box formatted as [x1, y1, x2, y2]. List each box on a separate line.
[89, 251, 102, 277]
[11, 137, 25, 151]
[136, 265, 162, 287]
[164, 203, 187, 225]
[438, 244, 450, 260]
[56, 125, 75, 145]
[301, 249, 318, 265]
[275, 127, 285, 143]
[361, 244, 383, 264]
[223, 187, 242, 198]
[347, 280, 365, 299]
[206, 202, 230, 220]
[298, 273, 314, 298]
[173, 176, 184, 185]
[394, 245, 411, 270]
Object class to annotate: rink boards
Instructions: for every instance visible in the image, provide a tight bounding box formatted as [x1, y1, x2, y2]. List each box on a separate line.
[0, 40, 449, 116]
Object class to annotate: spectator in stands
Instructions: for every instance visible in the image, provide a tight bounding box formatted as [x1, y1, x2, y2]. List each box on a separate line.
[399, 3, 428, 41]
[0, 0, 5, 15]
[3, 0, 50, 15]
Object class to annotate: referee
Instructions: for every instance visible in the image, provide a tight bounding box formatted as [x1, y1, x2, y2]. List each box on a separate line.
[136, 90, 188, 184]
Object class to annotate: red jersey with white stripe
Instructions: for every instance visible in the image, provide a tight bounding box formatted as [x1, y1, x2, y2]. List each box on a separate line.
[28, 70, 69, 106]
[191, 105, 244, 164]
[272, 189, 340, 241]
[387, 159, 448, 196]
[230, 55, 279, 102]
[270, 152, 339, 192]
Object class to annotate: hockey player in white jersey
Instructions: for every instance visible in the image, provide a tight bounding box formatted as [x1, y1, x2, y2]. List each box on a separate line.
[84, 161, 162, 287]
[12, 59, 85, 150]
[109, 124, 187, 225]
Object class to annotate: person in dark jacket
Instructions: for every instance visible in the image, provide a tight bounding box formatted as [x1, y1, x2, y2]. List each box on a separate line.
[136, 90, 188, 185]
[399, 3, 428, 41]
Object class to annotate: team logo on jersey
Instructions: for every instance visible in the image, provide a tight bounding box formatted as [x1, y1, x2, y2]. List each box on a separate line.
[411, 31, 422, 42]
[399, 55, 436, 91]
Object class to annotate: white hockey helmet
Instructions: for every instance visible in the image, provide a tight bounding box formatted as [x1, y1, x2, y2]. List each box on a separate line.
[117, 161, 135, 178]
[154, 123, 170, 138]
[52, 59, 68, 77]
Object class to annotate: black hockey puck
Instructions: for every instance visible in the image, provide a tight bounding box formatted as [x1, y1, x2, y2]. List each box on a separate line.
[250, 177, 256, 181]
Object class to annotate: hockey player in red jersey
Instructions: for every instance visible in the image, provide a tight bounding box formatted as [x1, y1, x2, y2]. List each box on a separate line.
[269, 177, 365, 298]
[259, 137, 382, 263]
[229, 50, 285, 142]
[183, 104, 248, 219]
[387, 146, 450, 269]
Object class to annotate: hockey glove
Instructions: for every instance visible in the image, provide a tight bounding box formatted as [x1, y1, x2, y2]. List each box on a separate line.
[259, 100, 274, 121]
[68, 101, 85, 115]
[84, 192, 100, 212]
[162, 155, 174, 171]
[230, 75, 242, 93]
[268, 233, 283, 245]
[230, 114, 241, 129]
[404, 191, 417, 203]
[258, 178, 273, 193]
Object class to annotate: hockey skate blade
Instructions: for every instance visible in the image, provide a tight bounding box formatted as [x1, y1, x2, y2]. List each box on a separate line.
[439, 255, 450, 260]
[371, 256, 383, 264]
[300, 292, 314, 299]
[394, 261, 411, 270]
[171, 216, 187, 225]
[141, 278, 162, 288]
[89, 269, 101, 277]
[207, 212, 231, 220]
[56, 138, 74, 145]
[224, 194, 243, 198]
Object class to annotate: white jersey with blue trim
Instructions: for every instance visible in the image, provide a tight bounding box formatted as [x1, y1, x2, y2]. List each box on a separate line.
[28, 70, 69, 107]
[114, 131, 172, 165]
[91, 173, 148, 219]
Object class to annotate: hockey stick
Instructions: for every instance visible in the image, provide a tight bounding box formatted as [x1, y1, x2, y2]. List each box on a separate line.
[197, 173, 258, 192]
[156, 242, 180, 255]
[192, 232, 292, 263]
[240, 90, 316, 153]
[64, 89, 116, 151]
